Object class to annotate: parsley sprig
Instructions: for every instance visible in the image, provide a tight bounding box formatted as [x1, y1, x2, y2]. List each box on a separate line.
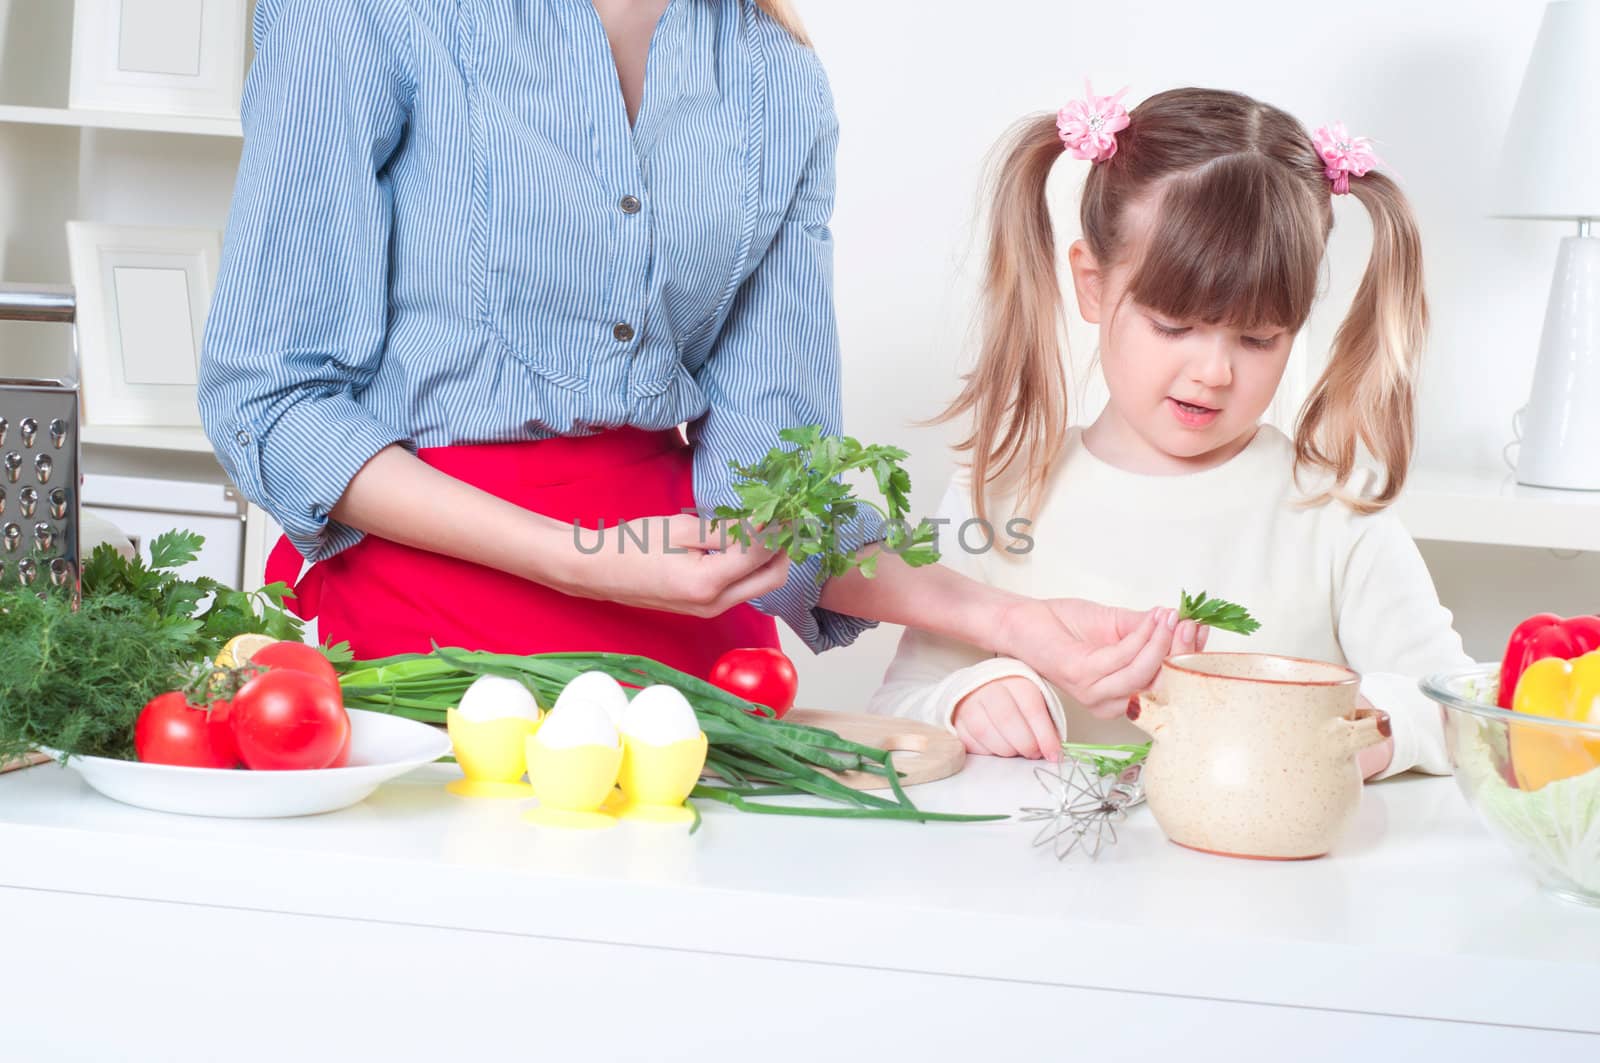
[1177, 589, 1261, 636]
[80, 530, 328, 656]
[713, 426, 941, 582]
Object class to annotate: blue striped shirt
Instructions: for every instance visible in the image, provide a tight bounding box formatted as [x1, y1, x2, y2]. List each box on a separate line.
[198, 0, 883, 652]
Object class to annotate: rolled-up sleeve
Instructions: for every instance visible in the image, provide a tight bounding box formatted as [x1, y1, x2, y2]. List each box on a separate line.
[686, 55, 885, 654]
[198, 0, 415, 564]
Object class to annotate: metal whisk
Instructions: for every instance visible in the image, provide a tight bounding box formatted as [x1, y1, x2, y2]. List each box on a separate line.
[1019, 756, 1145, 860]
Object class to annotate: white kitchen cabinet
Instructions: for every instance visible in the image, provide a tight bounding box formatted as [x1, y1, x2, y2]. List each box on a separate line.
[81, 471, 245, 586]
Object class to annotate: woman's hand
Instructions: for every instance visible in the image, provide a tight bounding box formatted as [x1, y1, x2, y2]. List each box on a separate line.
[551, 514, 792, 618]
[994, 598, 1206, 717]
[952, 676, 1060, 761]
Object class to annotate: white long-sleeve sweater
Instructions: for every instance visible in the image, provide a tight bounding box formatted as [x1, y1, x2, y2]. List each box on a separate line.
[866, 426, 1469, 778]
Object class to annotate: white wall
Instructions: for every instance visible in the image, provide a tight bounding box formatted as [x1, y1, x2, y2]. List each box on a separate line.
[782, 0, 1599, 711]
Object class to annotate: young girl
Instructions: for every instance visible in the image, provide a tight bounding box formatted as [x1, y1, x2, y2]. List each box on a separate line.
[866, 85, 1470, 779]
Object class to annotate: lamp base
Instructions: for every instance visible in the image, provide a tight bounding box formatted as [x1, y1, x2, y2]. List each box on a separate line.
[1515, 234, 1600, 491]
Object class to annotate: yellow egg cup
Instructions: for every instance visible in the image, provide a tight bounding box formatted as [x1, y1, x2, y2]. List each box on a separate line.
[523, 737, 624, 830]
[445, 707, 541, 798]
[616, 733, 709, 825]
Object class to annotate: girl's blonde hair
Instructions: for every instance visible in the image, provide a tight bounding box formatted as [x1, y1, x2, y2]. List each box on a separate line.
[933, 87, 1427, 522]
[755, 0, 811, 46]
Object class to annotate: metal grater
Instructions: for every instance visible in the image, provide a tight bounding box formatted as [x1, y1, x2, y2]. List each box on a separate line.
[0, 284, 81, 600]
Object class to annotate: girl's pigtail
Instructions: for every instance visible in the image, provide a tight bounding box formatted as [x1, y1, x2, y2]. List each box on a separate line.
[926, 116, 1069, 525]
[1294, 171, 1427, 513]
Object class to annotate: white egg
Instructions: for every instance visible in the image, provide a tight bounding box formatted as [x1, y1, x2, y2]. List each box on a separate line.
[619, 684, 701, 747]
[536, 695, 619, 749]
[554, 671, 631, 729]
[455, 674, 541, 723]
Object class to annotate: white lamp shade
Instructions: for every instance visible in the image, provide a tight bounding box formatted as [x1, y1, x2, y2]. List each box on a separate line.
[1496, 0, 1600, 219]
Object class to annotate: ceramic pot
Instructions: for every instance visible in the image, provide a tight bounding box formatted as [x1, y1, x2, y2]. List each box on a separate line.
[1127, 653, 1390, 859]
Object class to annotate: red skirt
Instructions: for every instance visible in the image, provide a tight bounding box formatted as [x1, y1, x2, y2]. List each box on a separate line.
[264, 425, 779, 679]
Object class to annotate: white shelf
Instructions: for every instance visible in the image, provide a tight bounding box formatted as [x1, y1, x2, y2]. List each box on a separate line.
[79, 425, 216, 453]
[1395, 467, 1600, 553]
[0, 104, 241, 139]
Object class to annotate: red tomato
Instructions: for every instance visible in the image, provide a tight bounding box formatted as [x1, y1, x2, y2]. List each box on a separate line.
[328, 729, 352, 769]
[709, 647, 799, 720]
[241, 641, 351, 767]
[249, 641, 341, 692]
[231, 668, 350, 771]
[135, 692, 239, 769]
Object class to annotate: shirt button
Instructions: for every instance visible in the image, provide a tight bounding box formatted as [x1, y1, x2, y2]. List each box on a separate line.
[619, 194, 641, 214]
[612, 322, 635, 343]
[235, 431, 252, 446]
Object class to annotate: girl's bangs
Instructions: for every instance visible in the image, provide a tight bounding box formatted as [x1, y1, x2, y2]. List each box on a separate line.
[1122, 155, 1325, 332]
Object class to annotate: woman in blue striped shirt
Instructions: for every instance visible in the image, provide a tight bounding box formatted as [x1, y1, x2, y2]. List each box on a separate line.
[199, 0, 1198, 742]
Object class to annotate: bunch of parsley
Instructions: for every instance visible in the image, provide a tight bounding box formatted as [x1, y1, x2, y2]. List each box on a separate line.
[78, 530, 308, 656]
[713, 426, 941, 581]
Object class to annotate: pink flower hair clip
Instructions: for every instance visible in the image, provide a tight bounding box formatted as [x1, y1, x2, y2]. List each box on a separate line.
[1057, 81, 1131, 163]
[1311, 122, 1378, 195]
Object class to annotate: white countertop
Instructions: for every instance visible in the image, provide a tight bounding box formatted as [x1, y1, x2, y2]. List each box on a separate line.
[1, 755, 1596, 1035]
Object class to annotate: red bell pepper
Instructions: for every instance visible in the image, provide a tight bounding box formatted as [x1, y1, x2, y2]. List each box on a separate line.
[1498, 613, 1600, 708]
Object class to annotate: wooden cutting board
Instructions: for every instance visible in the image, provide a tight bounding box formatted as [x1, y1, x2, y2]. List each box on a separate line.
[782, 708, 965, 791]
[0, 752, 50, 775]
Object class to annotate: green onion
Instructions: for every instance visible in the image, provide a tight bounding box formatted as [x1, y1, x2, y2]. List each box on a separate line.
[339, 646, 1005, 825]
[1059, 741, 1151, 777]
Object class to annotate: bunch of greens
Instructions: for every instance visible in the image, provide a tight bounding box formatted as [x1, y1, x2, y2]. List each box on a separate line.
[79, 530, 308, 657]
[713, 425, 941, 581]
[0, 592, 196, 761]
[0, 530, 334, 762]
[1177, 589, 1260, 636]
[339, 646, 1004, 825]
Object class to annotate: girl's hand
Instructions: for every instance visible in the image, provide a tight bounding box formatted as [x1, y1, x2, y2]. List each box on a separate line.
[558, 515, 792, 618]
[953, 676, 1061, 760]
[1354, 694, 1396, 780]
[994, 599, 1207, 718]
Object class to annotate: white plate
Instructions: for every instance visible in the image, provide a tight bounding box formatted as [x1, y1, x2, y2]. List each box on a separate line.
[48, 710, 452, 818]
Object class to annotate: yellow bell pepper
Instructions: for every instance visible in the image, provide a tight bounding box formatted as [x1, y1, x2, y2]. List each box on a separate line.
[1509, 649, 1600, 791]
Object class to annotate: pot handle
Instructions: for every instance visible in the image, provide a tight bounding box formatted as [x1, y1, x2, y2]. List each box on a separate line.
[1329, 707, 1391, 759]
[1125, 690, 1166, 737]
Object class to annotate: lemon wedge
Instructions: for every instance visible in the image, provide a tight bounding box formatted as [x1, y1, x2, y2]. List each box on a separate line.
[216, 633, 277, 670]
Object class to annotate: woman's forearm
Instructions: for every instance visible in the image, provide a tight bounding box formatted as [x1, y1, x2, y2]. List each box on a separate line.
[324, 445, 790, 618]
[822, 544, 1196, 718]
[816, 545, 1022, 656]
[328, 445, 580, 591]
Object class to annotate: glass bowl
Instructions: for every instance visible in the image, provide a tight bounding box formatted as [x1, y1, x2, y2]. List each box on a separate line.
[1421, 664, 1600, 907]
